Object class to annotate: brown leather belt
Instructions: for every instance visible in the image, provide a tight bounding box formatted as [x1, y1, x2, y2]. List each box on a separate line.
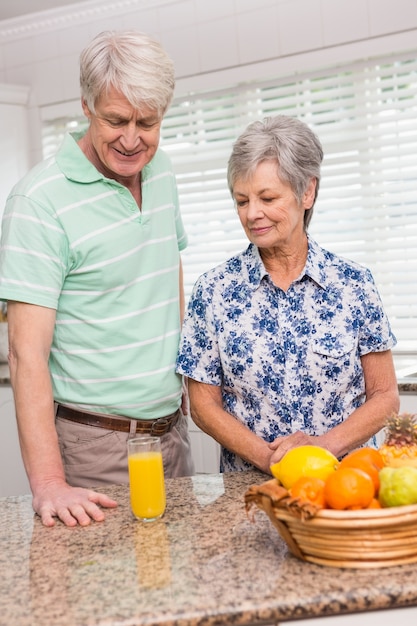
[56, 404, 180, 436]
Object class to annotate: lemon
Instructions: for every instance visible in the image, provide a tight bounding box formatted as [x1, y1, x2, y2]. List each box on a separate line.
[271, 445, 339, 489]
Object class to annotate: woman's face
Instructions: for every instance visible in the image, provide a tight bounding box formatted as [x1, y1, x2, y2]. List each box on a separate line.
[233, 160, 316, 251]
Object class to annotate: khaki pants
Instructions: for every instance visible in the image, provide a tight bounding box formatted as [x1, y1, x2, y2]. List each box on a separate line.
[56, 410, 195, 487]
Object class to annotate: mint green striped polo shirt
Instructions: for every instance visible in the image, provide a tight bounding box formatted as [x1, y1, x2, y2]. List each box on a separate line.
[0, 132, 187, 419]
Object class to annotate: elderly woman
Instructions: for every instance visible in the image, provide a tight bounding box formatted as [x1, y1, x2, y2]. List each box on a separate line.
[177, 115, 399, 473]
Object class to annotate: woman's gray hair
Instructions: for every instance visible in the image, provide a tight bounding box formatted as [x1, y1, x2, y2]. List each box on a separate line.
[80, 30, 175, 117]
[227, 115, 323, 228]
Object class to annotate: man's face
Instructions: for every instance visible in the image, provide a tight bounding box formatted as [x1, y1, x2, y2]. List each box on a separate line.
[82, 86, 162, 183]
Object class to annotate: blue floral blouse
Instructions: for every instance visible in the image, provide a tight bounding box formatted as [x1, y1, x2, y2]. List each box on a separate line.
[176, 237, 396, 471]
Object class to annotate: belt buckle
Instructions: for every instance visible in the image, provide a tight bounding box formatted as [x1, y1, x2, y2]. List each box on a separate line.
[150, 417, 169, 436]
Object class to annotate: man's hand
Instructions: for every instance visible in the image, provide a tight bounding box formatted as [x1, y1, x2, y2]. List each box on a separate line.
[32, 482, 118, 527]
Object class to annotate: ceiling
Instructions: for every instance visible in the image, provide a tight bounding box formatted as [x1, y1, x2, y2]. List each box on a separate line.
[0, 0, 91, 21]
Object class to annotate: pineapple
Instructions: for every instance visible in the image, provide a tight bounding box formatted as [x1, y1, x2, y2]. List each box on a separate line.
[379, 413, 417, 468]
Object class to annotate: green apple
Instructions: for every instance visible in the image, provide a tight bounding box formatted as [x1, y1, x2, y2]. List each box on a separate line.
[379, 466, 417, 507]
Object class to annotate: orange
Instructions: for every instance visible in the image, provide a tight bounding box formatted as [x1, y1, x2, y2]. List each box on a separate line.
[341, 447, 384, 470]
[324, 467, 375, 510]
[339, 454, 380, 493]
[367, 497, 382, 509]
[289, 476, 327, 508]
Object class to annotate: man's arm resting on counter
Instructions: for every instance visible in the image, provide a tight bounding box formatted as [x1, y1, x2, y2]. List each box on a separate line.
[7, 301, 117, 527]
[188, 377, 274, 473]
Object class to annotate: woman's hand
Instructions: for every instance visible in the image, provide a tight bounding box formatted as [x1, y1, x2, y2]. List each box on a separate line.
[268, 431, 323, 467]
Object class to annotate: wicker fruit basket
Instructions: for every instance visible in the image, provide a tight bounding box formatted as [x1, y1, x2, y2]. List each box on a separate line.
[244, 478, 417, 569]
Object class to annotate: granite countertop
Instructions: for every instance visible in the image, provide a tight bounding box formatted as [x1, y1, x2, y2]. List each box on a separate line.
[397, 379, 417, 392]
[1, 470, 417, 626]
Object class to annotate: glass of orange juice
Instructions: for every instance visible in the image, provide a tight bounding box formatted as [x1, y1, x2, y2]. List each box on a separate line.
[127, 436, 166, 522]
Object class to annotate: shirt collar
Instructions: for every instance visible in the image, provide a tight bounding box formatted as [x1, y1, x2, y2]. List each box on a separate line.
[56, 131, 155, 185]
[303, 235, 328, 289]
[242, 244, 268, 288]
[55, 131, 102, 183]
[245, 235, 328, 290]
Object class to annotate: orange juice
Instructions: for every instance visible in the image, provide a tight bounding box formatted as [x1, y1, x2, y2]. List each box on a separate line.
[128, 450, 166, 521]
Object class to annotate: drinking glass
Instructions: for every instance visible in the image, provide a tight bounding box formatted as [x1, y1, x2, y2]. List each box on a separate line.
[127, 436, 166, 522]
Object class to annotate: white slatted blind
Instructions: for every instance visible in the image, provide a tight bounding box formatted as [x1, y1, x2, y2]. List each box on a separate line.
[42, 52, 417, 353]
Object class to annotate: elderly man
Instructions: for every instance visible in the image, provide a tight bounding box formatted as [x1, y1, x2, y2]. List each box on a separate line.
[0, 30, 194, 527]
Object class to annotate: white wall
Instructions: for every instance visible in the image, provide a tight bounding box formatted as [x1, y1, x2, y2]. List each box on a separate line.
[0, 84, 30, 228]
[0, 383, 31, 496]
[0, 0, 417, 165]
[399, 393, 417, 414]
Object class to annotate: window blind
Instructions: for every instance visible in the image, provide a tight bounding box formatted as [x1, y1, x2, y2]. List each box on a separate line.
[42, 52, 417, 353]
